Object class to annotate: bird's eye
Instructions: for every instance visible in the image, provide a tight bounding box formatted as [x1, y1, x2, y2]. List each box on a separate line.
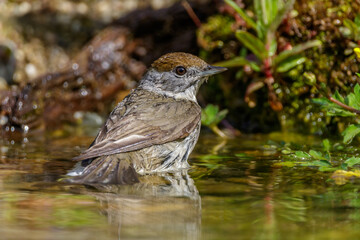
[175, 66, 187, 76]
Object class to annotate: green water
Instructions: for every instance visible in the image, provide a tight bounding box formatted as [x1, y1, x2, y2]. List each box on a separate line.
[1, 132, 360, 240]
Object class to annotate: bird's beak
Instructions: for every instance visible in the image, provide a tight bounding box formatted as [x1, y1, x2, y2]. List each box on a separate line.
[200, 65, 227, 77]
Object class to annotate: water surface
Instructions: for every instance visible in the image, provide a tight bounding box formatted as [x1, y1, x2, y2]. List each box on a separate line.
[0, 132, 359, 240]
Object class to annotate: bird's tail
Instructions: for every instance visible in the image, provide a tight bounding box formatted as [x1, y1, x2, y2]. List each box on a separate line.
[65, 156, 139, 185]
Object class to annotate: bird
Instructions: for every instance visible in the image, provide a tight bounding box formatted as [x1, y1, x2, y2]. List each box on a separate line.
[67, 52, 227, 184]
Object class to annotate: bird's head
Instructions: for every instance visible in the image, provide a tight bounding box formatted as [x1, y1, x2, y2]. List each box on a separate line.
[139, 52, 227, 101]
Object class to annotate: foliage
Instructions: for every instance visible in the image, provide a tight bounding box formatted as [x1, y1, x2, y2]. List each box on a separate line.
[201, 104, 228, 137]
[270, 45, 360, 184]
[313, 83, 360, 144]
[216, 0, 321, 111]
[272, 139, 360, 185]
[197, 0, 360, 134]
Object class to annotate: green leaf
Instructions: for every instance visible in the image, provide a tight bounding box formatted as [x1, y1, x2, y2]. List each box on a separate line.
[249, 61, 261, 72]
[261, 0, 278, 26]
[345, 157, 360, 168]
[355, 14, 360, 26]
[342, 124, 360, 144]
[294, 151, 311, 159]
[318, 166, 337, 172]
[263, 0, 271, 25]
[270, 0, 279, 23]
[215, 109, 229, 125]
[312, 97, 332, 106]
[354, 84, 360, 103]
[254, 0, 262, 25]
[347, 92, 360, 110]
[281, 149, 292, 154]
[235, 153, 254, 159]
[276, 56, 306, 73]
[309, 150, 327, 160]
[235, 30, 266, 60]
[274, 40, 322, 67]
[275, 161, 296, 167]
[253, 0, 265, 39]
[333, 90, 345, 103]
[268, 39, 278, 57]
[322, 139, 331, 152]
[201, 105, 217, 126]
[267, 0, 295, 35]
[224, 0, 257, 30]
[340, 163, 348, 170]
[316, 160, 332, 166]
[201, 104, 228, 127]
[312, 98, 356, 117]
[215, 57, 253, 68]
[300, 160, 332, 167]
[327, 108, 356, 117]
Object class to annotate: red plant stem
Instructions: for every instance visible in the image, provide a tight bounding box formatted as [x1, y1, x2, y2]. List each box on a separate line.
[263, 57, 273, 79]
[182, 1, 202, 28]
[329, 96, 360, 115]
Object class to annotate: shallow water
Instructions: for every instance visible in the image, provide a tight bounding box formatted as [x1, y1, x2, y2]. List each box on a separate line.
[1, 132, 360, 240]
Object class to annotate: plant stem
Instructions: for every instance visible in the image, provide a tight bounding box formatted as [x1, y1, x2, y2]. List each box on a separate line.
[182, 1, 201, 27]
[211, 125, 227, 138]
[328, 96, 360, 115]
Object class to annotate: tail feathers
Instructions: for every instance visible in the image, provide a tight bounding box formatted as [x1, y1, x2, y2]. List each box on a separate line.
[67, 156, 139, 185]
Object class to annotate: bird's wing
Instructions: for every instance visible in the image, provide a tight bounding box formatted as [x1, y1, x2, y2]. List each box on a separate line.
[73, 94, 201, 161]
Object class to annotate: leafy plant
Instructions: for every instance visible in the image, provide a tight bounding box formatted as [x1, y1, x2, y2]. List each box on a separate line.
[275, 139, 334, 171]
[217, 0, 321, 110]
[271, 47, 360, 184]
[273, 139, 360, 184]
[201, 104, 228, 137]
[313, 83, 360, 144]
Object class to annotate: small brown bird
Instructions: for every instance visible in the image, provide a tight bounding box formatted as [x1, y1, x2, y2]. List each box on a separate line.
[67, 52, 226, 184]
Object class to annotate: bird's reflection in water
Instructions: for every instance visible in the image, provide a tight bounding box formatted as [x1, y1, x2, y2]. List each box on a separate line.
[80, 170, 201, 239]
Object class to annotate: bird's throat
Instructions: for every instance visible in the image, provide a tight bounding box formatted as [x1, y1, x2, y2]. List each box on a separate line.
[139, 82, 199, 102]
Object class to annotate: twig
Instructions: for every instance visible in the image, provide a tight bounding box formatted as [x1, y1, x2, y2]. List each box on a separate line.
[181, 0, 202, 27]
[316, 81, 360, 115]
[329, 96, 360, 115]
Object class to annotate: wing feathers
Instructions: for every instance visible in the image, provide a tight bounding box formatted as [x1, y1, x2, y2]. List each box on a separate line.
[73, 90, 201, 161]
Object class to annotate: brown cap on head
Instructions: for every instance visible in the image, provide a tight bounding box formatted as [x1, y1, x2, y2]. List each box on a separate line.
[151, 52, 208, 72]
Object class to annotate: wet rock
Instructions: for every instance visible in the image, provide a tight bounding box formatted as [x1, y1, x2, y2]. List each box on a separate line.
[0, 27, 146, 131]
